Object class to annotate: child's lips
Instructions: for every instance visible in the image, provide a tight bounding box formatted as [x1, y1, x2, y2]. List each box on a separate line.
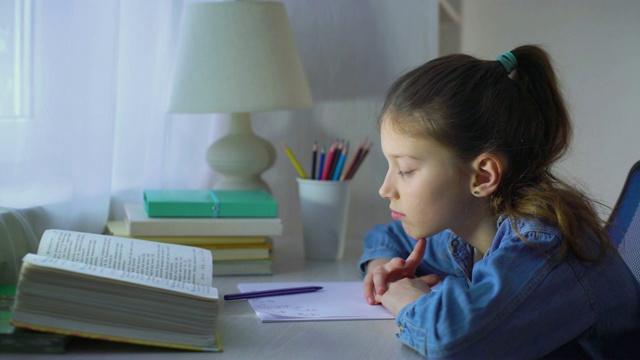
[391, 210, 405, 220]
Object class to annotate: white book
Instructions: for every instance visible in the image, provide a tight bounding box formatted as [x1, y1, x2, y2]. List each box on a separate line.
[124, 203, 283, 237]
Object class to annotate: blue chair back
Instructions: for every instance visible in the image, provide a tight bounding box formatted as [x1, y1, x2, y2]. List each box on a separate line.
[607, 160, 640, 283]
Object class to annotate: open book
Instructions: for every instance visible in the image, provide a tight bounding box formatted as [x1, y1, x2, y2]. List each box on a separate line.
[10, 229, 221, 352]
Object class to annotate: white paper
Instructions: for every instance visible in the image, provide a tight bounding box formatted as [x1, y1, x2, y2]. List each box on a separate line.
[237, 281, 394, 322]
[37, 229, 213, 286]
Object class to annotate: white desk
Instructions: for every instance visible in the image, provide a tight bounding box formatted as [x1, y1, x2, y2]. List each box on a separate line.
[12, 236, 423, 360]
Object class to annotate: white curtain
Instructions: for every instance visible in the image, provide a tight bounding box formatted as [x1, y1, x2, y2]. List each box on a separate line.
[0, 0, 439, 284]
[0, 0, 222, 283]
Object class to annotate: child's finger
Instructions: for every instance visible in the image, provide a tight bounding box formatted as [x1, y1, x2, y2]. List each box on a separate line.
[363, 273, 378, 304]
[373, 258, 403, 295]
[418, 274, 440, 287]
[383, 257, 406, 272]
[404, 238, 426, 273]
[372, 267, 390, 295]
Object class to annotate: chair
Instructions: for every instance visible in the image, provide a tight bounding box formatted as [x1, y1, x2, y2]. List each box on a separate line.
[607, 160, 640, 283]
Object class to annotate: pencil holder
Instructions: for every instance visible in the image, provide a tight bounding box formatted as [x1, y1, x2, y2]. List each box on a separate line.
[296, 178, 352, 261]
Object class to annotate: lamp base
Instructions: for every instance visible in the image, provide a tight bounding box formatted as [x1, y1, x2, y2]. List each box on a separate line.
[206, 113, 275, 193]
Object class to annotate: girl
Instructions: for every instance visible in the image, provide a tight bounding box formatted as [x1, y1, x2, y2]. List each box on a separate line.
[360, 45, 640, 358]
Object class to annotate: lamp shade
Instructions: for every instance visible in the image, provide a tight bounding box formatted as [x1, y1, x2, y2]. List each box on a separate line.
[169, 1, 313, 113]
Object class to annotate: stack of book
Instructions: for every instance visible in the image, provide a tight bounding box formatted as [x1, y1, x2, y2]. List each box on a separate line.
[106, 189, 282, 276]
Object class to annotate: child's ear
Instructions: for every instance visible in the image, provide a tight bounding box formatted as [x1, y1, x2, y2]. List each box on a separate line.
[470, 152, 505, 197]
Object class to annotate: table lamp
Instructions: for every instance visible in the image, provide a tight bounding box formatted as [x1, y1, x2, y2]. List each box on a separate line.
[169, 1, 313, 193]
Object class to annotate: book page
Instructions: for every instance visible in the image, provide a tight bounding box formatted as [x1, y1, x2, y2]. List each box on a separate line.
[236, 282, 394, 322]
[21, 254, 218, 299]
[37, 229, 212, 286]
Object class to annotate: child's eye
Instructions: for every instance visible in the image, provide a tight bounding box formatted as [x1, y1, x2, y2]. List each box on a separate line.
[398, 170, 415, 177]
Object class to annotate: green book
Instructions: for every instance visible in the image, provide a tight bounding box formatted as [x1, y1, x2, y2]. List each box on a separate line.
[0, 285, 70, 353]
[144, 189, 278, 218]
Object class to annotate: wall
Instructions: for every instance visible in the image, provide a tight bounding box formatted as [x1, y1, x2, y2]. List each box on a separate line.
[460, 0, 640, 217]
[250, 0, 439, 237]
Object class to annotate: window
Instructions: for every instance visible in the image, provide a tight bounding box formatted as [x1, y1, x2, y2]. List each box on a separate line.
[0, 0, 32, 119]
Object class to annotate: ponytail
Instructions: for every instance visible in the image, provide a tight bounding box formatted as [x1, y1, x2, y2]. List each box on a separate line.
[497, 45, 610, 262]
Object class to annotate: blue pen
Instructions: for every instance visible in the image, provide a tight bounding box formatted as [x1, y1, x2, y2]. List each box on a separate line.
[224, 286, 323, 300]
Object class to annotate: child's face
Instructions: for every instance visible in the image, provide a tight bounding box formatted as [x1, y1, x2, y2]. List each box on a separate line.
[379, 117, 475, 240]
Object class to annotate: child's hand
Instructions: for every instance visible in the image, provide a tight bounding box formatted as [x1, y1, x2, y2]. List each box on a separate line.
[363, 238, 427, 305]
[374, 276, 434, 316]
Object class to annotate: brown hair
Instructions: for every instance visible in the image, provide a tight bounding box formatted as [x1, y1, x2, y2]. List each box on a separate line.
[379, 45, 610, 262]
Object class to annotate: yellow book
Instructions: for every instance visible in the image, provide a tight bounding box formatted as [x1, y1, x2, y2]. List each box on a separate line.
[106, 220, 267, 245]
[212, 259, 273, 276]
[11, 229, 222, 352]
[200, 239, 273, 261]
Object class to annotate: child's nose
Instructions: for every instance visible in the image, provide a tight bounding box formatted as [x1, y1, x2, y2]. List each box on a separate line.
[378, 174, 394, 200]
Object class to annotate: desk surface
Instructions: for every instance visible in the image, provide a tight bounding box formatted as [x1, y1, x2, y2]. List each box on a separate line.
[12, 235, 423, 360]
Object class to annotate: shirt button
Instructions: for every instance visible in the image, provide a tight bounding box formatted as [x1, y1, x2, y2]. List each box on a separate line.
[451, 239, 459, 247]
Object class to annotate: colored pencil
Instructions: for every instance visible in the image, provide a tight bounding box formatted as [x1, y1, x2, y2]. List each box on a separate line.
[346, 141, 372, 180]
[311, 142, 318, 179]
[281, 141, 308, 179]
[332, 142, 349, 181]
[304, 138, 372, 181]
[341, 137, 367, 180]
[321, 141, 337, 180]
[317, 146, 326, 180]
[327, 140, 343, 180]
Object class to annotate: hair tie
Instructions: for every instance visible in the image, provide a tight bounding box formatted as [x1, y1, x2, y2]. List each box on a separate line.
[496, 51, 517, 74]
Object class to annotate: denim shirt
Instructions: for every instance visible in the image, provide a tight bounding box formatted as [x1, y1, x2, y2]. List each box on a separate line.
[359, 219, 640, 359]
